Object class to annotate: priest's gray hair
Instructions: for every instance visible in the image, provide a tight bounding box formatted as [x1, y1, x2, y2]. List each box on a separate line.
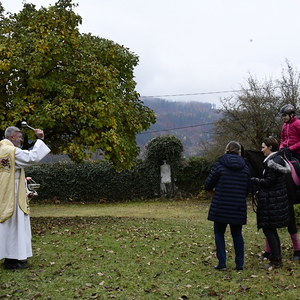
[5, 126, 21, 139]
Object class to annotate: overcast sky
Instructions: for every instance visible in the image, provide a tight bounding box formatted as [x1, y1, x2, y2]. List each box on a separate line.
[1, 0, 300, 107]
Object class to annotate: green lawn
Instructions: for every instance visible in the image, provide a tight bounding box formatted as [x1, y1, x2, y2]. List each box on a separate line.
[1, 200, 299, 299]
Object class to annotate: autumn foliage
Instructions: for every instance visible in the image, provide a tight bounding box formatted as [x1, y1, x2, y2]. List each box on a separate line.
[0, 0, 155, 170]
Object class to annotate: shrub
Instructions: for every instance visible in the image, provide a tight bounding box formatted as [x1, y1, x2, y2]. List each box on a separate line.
[175, 156, 213, 196]
[26, 159, 163, 203]
[26, 135, 213, 203]
[25, 155, 212, 203]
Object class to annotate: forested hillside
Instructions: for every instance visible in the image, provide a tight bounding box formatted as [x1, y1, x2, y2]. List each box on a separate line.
[137, 97, 221, 157]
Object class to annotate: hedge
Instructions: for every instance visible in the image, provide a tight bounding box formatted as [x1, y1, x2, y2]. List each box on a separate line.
[25, 157, 212, 203]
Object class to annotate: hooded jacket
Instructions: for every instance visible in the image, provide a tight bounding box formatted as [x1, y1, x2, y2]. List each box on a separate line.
[205, 153, 250, 225]
[280, 116, 300, 154]
[252, 152, 291, 229]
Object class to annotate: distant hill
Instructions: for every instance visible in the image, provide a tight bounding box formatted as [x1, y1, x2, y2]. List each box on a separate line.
[137, 97, 221, 157]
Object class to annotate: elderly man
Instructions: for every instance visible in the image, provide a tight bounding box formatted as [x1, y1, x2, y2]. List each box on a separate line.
[0, 126, 50, 270]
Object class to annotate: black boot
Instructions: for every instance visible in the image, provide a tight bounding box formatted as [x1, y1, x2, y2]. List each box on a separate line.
[291, 250, 300, 261]
[259, 251, 271, 260]
[261, 257, 282, 270]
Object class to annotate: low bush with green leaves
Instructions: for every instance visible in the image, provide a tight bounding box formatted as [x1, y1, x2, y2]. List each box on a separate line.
[25, 156, 212, 203]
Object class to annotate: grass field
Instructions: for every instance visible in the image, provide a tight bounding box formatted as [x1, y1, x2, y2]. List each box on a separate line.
[1, 200, 300, 299]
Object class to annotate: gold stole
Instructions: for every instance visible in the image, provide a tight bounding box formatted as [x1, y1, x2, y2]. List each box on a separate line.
[0, 140, 29, 223]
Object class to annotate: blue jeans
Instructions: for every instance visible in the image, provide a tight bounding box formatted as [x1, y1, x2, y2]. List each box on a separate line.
[214, 222, 244, 268]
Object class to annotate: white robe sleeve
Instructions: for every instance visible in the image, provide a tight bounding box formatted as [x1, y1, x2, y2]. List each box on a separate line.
[15, 139, 51, 168]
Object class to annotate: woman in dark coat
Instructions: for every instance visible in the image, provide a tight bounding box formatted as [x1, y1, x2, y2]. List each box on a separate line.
[251, 137, 291, 269]
[205, 141, 250, 271]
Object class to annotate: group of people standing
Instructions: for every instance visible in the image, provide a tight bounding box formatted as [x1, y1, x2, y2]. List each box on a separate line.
[205, 104, 300, 271]
[1, 104, 300, 271]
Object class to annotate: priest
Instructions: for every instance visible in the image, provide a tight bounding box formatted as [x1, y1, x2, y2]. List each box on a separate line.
[0, 126, 50, 270]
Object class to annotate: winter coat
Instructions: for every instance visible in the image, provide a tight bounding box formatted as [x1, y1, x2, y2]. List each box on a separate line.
[205, 153, 250, 225]
[280, 116, 300, 154]
[251, 152, 291, 229]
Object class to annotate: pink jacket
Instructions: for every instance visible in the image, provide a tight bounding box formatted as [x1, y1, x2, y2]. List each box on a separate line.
[280, 117, 300, 154]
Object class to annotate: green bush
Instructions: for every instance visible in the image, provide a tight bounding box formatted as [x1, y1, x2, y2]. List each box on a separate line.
[175, 156, 213, 196]
[24, 132, 210, 203]
[25, 159, 162, 203]
[144, 135, 185, 197]
[145, 135, 183, 167]
[25, 156, 212, 203]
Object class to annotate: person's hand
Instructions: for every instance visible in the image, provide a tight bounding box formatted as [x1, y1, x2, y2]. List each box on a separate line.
[34, 129, 44, 140]
[250, 177, 259, 183]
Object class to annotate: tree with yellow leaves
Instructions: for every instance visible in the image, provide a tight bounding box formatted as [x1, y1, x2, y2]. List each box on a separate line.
[0, 0, 155, 170]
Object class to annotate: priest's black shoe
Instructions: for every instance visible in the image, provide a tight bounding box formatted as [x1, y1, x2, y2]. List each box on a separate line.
[4, 259, 29, 270]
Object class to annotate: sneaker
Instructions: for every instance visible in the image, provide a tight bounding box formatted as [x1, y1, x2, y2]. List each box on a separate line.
[234, 266, 243, 271]
[214, 265, 226, 271]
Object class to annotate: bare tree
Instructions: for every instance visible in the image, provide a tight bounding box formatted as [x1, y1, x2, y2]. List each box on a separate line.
[277, 59, 300, 108]
[204, 61, 300, 160]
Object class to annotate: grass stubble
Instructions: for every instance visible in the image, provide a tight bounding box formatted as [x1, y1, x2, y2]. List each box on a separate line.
[0, 200, 300, 299]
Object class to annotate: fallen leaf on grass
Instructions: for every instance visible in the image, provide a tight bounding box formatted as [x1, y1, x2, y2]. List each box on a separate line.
[240, 286, 250, 292]
[30, 293, 42, 299]
[74, 291, 83, 298]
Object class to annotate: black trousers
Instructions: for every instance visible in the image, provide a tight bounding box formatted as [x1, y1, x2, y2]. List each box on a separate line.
[263, 227, 281, 259]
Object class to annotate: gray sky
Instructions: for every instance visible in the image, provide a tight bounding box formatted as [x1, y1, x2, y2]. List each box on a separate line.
[2, 0, 300, 107]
